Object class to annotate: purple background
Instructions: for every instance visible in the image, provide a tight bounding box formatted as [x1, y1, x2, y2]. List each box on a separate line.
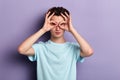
[0, 0, 120, 80]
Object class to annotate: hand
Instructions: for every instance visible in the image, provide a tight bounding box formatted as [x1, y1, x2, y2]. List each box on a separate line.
[60, 12, 74, 32]
[42, 12, 55, 32]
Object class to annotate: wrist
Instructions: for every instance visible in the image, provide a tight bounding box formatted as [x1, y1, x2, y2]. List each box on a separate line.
[69, 27, 75, 33]
[41, 26, 48, 32]
[70, 27, 78, 36]
[40, 28, 47, 33]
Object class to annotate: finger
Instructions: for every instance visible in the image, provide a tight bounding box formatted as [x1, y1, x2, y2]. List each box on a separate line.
[45, 11, 51, 19]
[65, 12, 69, 18]
[48, 12, 55, 20]
[65, 12, 71, 23]
[69, 15, 72, 22]
[49, 21, 57, 26]
[50, 21, 57, 25]
[61, 13, 68, 21]
[50, 20, 56, 23]
[59, 26, 65, 30]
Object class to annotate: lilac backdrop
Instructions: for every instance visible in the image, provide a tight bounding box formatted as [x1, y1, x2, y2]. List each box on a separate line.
[0, 0, 120, 80]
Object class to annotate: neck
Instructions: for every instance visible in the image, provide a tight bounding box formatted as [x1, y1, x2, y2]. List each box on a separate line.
[50, 37, 66, 43]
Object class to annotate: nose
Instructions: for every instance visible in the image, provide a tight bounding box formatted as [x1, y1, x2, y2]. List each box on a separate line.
[56, 25, 60, 31]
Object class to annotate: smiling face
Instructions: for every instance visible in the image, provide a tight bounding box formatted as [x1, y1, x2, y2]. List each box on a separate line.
[50, 15, 66, 39]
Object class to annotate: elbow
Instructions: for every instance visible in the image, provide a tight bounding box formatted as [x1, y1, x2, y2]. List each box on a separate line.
[81, 48, 94, 57]
[84, 49, 94, 57]
[87, 49, 94, 57]
[17, 46, 25, 55]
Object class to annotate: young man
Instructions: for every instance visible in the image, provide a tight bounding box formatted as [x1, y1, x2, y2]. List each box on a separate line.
[18, 7, 93, 80]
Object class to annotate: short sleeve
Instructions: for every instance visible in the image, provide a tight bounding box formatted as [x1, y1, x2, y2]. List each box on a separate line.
[28, 43, 41, 62]
[73, 43, 85, 63]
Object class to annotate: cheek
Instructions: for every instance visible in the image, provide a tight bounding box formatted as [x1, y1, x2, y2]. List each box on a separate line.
[61, 30, 65, 34]
[50, 29, 55, 35]
[50, 27, 55, 31]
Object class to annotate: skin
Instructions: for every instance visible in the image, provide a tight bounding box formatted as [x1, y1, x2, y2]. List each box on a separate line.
[18, 11, 94, 57]
[49, 16, 66, 43]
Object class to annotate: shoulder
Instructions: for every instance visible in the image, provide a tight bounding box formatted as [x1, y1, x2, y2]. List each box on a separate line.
[32, 41, 46, 48]
[38, 41, 45, 45]
[68, 42, 80, 47]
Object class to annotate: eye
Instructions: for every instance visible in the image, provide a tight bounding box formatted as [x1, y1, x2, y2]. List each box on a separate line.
[60, 23, 67, 26]
[50, 22, 56, 26]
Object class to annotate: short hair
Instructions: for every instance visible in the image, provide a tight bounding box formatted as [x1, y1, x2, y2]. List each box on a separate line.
[47, 7, 70, 18]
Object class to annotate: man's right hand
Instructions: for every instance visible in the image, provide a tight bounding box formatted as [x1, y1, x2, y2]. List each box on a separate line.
[42, 12, 55, 32]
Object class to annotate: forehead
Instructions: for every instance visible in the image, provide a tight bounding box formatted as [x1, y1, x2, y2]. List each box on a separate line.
[50, 15, 64, 22]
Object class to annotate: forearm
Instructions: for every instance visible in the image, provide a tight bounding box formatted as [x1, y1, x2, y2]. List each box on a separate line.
[18, 29, 46, 53]
[70, 27, 93, 56]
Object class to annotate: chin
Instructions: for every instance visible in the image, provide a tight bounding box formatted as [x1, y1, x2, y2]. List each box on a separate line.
[52, 34, 64, 38]
[54, 35, 62, 38]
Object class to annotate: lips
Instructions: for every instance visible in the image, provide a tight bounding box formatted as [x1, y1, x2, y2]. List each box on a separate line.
[55, 32, 61, 35]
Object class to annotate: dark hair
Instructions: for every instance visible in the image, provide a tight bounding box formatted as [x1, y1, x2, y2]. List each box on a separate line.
[47, 7, 70, 17]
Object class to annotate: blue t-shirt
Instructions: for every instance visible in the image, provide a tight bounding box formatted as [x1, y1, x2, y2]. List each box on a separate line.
[28, 40, 84, 80]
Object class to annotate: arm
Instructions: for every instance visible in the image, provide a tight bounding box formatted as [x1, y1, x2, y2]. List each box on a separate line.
[18, 12, 55, 56]
[70, 28, 93, 57]
[18, 29, 46, 56]
[60, 13, 94, 57]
